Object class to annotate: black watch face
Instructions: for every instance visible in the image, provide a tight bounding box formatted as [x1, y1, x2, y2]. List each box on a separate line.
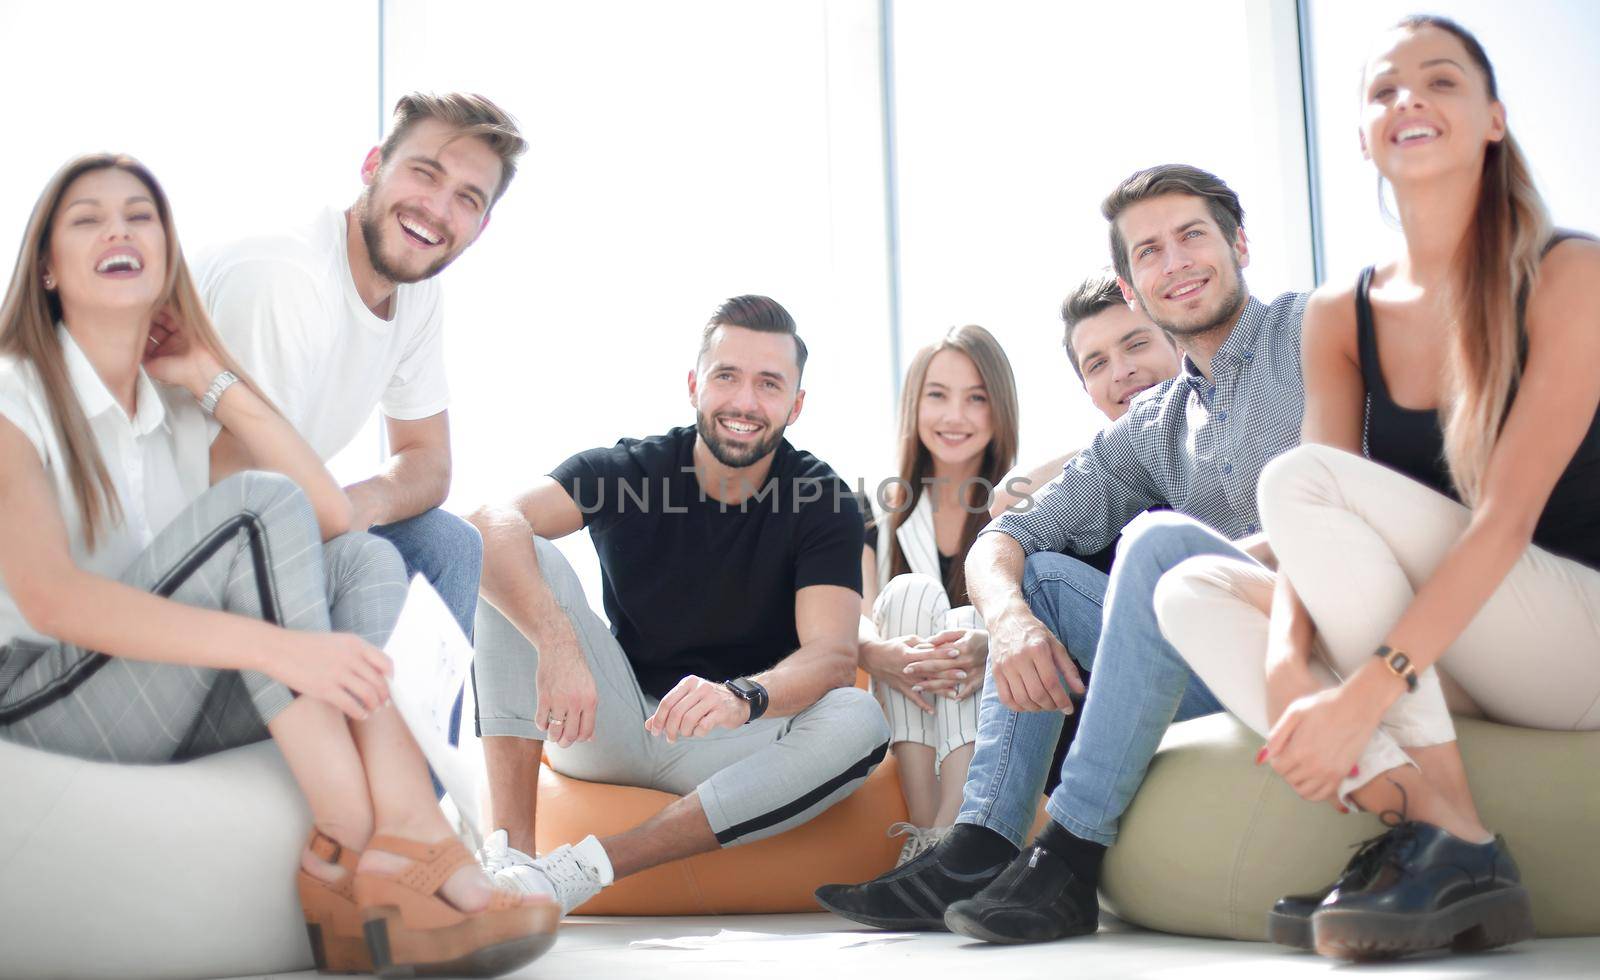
[727, 678, 757, 698]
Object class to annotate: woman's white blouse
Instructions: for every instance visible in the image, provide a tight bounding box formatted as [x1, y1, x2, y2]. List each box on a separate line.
[0, 325, 213, 644]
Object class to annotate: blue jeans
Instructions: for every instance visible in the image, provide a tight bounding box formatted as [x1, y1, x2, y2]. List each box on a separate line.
[370, 507, 483, 747]
[956, 512, 1249, 847]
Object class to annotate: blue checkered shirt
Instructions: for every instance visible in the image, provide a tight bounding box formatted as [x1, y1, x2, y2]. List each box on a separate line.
[992, 291, 1310, 556]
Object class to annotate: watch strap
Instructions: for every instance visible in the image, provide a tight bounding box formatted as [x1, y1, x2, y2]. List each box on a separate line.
[724, 678, 769, 723]
[199, 370, 240, 416]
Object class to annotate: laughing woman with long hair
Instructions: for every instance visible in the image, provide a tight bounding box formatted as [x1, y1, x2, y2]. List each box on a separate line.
[0, 155, 553, 977]
[1153, 17, 1600, 961]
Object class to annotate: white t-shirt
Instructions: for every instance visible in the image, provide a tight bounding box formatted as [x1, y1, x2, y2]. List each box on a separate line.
[0, 327, 212, 645]
[195, 207, 450, 462]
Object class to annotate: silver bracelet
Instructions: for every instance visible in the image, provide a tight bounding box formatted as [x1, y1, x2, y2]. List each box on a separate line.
[199, 370, 240, 416]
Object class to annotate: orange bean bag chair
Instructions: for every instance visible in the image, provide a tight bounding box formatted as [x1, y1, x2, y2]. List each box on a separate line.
[535, 754, 909, 914]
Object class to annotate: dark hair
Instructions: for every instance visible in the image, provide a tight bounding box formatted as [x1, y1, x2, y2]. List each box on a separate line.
[379, 91, 527, 207]
[698, 294, 808, 379]
[1101, 164, 1245, 284]
[1060, 268, 1127, 382]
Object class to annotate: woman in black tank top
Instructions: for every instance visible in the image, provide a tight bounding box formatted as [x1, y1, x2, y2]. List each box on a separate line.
[1157, 15, 1600, 962]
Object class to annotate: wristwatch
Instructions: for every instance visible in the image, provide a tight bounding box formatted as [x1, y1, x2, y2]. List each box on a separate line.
[723, 677, 769, 723]
[1374, 644, 1419, 693]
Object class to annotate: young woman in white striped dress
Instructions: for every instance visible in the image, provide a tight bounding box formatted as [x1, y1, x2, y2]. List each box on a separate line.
[858, 325, 1019, 864]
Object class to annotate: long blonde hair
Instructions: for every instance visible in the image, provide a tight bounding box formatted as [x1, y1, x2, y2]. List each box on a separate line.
[1386, 16, 1553, 504]
[882, 325, 1019, 604]
[0, 154, 268, 548]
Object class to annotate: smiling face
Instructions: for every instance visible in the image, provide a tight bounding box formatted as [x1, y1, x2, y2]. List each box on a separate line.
[1359, 25, 1505, 185]
[354, 118, 505, 284]
[1069, 304, 1180, 419]
[1116, 193, 1249, 337]
[44, 167, 167, 321]
[690, 324, 805, 469]
[916, 348, 994, 471]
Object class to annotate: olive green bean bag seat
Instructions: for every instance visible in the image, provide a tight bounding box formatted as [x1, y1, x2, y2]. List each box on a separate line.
[1099, 713, 1600, 940]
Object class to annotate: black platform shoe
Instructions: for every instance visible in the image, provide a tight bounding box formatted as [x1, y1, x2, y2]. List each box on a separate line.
[1310, 821, 1534, 961]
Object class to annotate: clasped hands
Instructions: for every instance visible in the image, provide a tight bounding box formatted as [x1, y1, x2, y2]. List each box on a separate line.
[862, 628, 987, 714]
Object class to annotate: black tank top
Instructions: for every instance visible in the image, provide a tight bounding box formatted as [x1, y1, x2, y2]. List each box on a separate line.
[1357, 231, 1600, 569]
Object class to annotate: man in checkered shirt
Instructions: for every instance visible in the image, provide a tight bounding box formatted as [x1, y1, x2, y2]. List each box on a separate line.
[818, 164, 1309, 943]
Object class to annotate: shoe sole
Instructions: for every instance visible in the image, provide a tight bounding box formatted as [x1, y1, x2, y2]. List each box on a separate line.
[944, 904, 1097, 945]
[364, 906, 560, 978]
[1312, 886, 1535, 961]
[1265, 911, 1313, 951]
[813, 899, 948, 932]
[814, 888, 949, 932]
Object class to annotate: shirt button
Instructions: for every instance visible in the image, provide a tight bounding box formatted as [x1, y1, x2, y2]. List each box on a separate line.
[1247, 523, 1259, 534]
[1221, 462, 1234, 475]
[1217, 410, 1228, 422]
[1242, 350, 1254, 360]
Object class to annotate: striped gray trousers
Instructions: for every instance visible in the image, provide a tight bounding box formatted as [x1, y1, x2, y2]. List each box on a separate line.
[0, 471, 407, 763]
[870, 573, 983, 771]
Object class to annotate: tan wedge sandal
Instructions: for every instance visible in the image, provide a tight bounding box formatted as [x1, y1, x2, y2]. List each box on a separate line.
[296, 830, 371, 974]
[354, 834, 559, 978]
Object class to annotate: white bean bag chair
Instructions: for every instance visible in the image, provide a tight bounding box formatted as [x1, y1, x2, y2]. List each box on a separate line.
[0, 738, 312, 980]
[1101, 713, 1600, 940]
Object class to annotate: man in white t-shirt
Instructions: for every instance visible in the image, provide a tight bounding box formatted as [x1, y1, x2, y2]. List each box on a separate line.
[197, 93, 527, 726]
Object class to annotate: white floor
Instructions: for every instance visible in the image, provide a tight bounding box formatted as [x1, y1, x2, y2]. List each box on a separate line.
[238, 913, 1599, 980]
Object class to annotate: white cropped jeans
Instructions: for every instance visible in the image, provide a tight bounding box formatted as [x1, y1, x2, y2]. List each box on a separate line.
[1155, 445, 1600, 803]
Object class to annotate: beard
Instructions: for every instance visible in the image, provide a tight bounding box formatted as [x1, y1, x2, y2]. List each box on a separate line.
[355, 189, 460, 285]
[1137, 255, 1250, 339]
[696, 408, 787, 469]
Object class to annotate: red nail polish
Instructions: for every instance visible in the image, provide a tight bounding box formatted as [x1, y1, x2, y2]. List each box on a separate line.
[1254, 748, 1268, 765]
[1338, 806, 1350, 814]
[1349, 765, 1360, 778]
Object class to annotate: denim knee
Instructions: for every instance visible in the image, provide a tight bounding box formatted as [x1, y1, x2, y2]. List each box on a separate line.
[1114, 511, 1230, 581]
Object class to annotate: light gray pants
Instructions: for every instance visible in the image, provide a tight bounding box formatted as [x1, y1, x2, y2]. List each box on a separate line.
[471, 536, 891, 846]
[0, 471, 408, 763]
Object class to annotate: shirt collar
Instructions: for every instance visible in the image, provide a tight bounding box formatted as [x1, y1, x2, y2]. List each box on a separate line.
[1178, 295, 1267, 384]
[1211, 296, 1267, 369]
[57, 322, 170, 436]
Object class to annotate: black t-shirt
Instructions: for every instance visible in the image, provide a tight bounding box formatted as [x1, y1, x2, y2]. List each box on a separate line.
[551, 426, 864, 699]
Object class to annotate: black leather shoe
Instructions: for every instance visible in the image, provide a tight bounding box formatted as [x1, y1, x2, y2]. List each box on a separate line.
[1310, 821, 1534, 961]
[943, 845, 1098, 944]
[814, 844, 1008, 931]
[1268, 825, 1403, 950]
[1267, 889, 1327, 950]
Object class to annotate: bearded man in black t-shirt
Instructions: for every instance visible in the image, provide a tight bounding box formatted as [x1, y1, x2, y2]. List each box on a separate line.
[466, 295, 890, 914]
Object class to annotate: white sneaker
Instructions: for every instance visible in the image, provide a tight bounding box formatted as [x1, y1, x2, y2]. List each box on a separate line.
[476, 828, 536, 876]
[494, 834, 613, 916]
[888, 822, 948, 867]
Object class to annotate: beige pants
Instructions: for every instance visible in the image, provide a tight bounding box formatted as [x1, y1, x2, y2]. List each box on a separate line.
[1154, 444, 1600, 802]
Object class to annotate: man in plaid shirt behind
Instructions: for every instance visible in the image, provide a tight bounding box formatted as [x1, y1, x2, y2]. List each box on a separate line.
[819, 164, 1309, 944]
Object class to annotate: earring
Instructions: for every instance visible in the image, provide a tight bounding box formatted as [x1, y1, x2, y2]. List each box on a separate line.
[42, 275, 55, 290]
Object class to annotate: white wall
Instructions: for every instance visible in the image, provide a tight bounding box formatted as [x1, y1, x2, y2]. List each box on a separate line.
[378, 0, 895, 517]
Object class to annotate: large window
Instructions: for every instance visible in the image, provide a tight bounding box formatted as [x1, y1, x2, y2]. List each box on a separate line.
[6, 0, 1600, 558]
[890, 0, 1315, 459]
